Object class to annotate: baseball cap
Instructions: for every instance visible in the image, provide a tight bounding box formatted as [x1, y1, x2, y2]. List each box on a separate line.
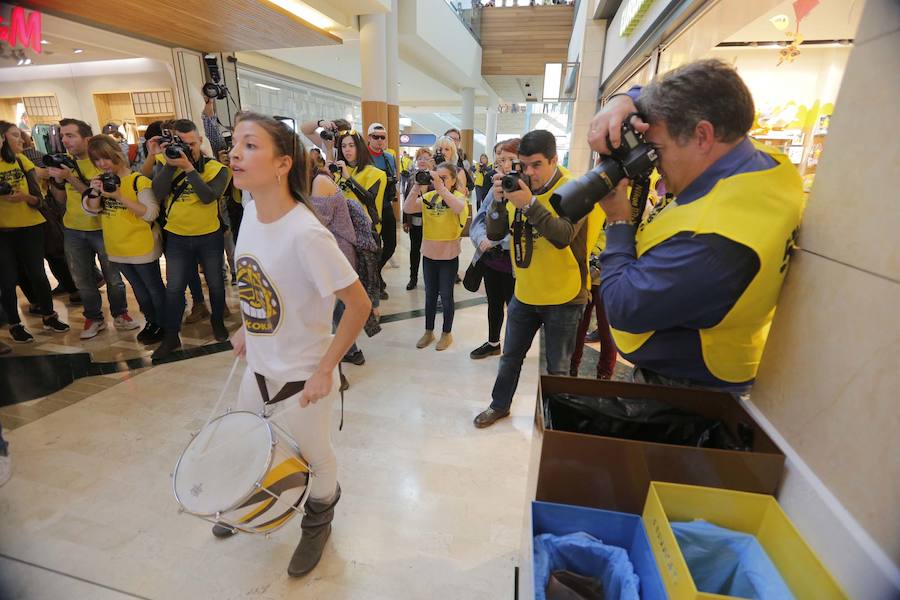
[367, 122, 386, 136]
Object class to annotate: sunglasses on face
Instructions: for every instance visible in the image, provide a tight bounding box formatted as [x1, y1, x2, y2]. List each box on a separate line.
[370, 135, 386, 141]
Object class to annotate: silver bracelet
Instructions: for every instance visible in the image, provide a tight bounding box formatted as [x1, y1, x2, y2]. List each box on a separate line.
[605, 219, 633, 229]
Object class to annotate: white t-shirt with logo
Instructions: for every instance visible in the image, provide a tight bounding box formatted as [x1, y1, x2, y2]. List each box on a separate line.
[235, 200, 358, 382]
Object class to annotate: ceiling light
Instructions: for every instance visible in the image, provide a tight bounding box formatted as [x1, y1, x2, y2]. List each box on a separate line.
[255, 83, 281, 91]
[265, 0, 340, 31]
[73, 48, 84, 54]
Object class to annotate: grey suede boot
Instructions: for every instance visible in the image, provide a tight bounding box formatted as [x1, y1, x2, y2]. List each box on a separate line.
[287, 483, 341, 577]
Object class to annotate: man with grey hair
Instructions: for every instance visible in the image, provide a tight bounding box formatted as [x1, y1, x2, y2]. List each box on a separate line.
[586, 58, 805, 393]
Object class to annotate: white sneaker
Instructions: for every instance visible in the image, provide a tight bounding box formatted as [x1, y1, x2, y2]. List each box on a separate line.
[114, 313, 141, 331]
[80, 318, 107, 340]
[0, 454, 10, 487]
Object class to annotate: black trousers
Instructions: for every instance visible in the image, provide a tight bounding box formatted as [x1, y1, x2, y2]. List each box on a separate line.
[408, 222, 423, 281]
[483, 264, 515, 343]
[378, 203, 397, 290]
[0, 225, 54, 325]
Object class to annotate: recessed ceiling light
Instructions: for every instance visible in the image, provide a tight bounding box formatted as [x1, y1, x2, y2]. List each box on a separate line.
[73, 48, 84, 54]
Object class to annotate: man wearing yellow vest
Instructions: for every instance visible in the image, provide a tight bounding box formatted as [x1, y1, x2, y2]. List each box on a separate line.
[586, 59, 805, 393]
[150, 119, 232, 360]
[48, 118, 138, 340]
[474, 130, 604, 428]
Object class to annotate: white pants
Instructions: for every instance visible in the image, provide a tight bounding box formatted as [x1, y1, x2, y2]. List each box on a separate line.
[235, 367, 338, 501]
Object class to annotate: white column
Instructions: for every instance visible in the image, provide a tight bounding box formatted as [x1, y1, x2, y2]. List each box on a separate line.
[360, 14, 388, 102]
[485, 105, 498, 157]
[386, 0, 400, 107]
[461, 87, 475, 130]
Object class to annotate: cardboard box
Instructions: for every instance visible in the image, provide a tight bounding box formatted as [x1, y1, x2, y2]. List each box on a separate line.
[533, 375, 785, 514]
[642, 481, 847, 599]
[532, 500, 667, 599]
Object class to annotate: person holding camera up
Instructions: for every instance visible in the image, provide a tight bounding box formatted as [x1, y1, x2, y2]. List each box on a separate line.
[150, 119, 232, 360]
[584, 59, 804, 393]
[473, 130, 604, 428]
[300, 118, 352, 158]
[0, 121, 70, 343]
[82, 136, 165, 345]
[365, 123, 400, 301]
[473, 153, 491, 209]
[402, 147, 435, 290]
[403, 161, 469, 351]
[467, 138, 520, 360]
[47, 118, 137, 339]
[444, 128, 476, 194]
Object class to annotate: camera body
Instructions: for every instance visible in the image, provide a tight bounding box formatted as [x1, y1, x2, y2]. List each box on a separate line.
[328, 163, 340, 175]
[415, 170, 432, 186]
[319, 128, 336, 142]
[555, 119, 658, 222]
[203, 54, 228, 100]
[99, 172, 121, 193]
[0, 181, 12, 195]
[433, 150, 445, 165]
[160, 130, 190, 160]
[221, 130, 233, 151]
[44, 153, 77, 170]
[501, 159, 527, 193]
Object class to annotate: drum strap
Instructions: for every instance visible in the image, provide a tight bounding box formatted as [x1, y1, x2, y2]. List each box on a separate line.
[254, 366, 346, 431]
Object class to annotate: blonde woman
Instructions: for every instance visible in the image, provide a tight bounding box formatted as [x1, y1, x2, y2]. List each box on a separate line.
[433, 136, 468, 192]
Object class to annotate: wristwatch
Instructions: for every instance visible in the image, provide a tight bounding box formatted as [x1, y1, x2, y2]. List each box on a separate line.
[604, 219, 633, 230]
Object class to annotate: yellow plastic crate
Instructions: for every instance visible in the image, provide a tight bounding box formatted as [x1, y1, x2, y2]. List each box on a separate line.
[641, 482, 848, 599]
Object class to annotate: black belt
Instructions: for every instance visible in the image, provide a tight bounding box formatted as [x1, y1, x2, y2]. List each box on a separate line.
[254, 365, 345, 430]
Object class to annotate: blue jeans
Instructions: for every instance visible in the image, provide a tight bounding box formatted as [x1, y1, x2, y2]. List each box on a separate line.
[333, 300, 359, 355]
[423, 256, 458, 333]
[117, 261, 166, 326]
[164, 231, 225, 334]
[490, 296, 584, 412]
[64, 228, 128, 321]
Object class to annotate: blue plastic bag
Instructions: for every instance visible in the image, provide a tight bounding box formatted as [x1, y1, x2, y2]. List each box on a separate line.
[534, 531, 640, 600]
[671, 521, 795, 600]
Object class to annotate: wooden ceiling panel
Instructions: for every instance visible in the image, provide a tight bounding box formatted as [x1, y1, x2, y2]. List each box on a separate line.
[481, 6, 574, 76]
[22, 0, 342, 52]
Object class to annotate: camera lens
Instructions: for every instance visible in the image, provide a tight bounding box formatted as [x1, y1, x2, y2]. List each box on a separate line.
[328, 163, 340, 174]
[415, 170, 432, 186]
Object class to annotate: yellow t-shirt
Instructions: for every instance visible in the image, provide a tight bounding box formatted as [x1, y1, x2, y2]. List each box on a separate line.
[62, 156, 102, 231]
[95, 173, 158, 259]
[0, 154, 45, 228]
[163, 160, 229, 236]
[422, 190, 469, 241]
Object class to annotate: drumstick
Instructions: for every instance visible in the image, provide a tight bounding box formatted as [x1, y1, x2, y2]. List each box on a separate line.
[197, 355, 242, 455]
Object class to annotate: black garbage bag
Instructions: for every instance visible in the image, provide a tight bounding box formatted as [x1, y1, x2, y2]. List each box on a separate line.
[544, 393, 753, 450]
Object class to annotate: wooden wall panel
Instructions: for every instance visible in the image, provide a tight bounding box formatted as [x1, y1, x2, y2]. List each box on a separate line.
[23, 0, 341, 52]
[480, 6, 575, 76]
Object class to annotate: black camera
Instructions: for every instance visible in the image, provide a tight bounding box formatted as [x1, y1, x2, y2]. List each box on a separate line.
[554, 119, 658, 222]
[99, 172, 120, 193]
[44, 153, 77, 170]
[433, 150, 445, 165]
[319, 128, 336, 142]
[221, 130, 233, 151]
[415, 170, 432, 186]
[203, 54, 228, 100]
[328, 163, 340, 175]
[160, 130, 190, 160]
[501, 160, 527, 193]
[0, 181, 12, 195]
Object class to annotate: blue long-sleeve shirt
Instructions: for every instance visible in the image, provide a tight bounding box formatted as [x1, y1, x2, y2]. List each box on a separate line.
[600, 136, 777, 390]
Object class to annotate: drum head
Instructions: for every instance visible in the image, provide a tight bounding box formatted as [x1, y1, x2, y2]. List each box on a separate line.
[174, 411, 272, 516]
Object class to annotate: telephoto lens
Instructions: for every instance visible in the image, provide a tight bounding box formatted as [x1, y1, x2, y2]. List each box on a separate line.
[165, 140, 188, 160]
[319, 129, 335, 142]
[44, 153, 77, 170]
[501, 160, 526, 193]
[433, 151, 445, 165]
[415, 170, 432, 186]
[100, 173, 121, 193]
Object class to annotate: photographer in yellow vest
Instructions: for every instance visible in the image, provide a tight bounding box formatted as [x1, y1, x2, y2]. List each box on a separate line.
[150, 119, 232, 360]
[83, 135, 166, 346]
[332, 130, 387, 237]
[48, 118, 137, 340]
[474, 130, 604, 428]
[586, 59, 805, 393]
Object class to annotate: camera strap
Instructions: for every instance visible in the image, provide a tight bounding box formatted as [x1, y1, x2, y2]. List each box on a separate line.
[628, 175, 651, 225]
[512, 209, 533, 268]
[71, 158, 90, 187]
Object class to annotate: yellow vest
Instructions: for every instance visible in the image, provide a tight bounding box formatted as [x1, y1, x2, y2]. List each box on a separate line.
[400, 155, 412, 172]
[62, 156, 102, 231]
[610, 141, 805, 383]
[422, 190, 469, 241]
[338, 165, 386, 234]
[474, 166, 485, 187]
[97, 173, 157, 258]
[509, 170, 604, 305]
[0, 154, 45, 228]
[164, 160, 228, 236]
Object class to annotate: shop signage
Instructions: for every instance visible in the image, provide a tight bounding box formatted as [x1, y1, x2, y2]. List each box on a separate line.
[619, 0, 655, 37]
[399, 133, 436, 147]
[0, 6, 42, 54]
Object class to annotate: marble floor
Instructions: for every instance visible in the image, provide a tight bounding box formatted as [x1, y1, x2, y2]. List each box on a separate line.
[0, 236, 614, 599]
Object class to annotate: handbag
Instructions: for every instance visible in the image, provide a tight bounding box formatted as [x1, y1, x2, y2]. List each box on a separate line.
[462, 256, 484, 292]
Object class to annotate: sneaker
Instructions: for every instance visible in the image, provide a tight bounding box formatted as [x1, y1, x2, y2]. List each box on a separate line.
[379, 290, 389, 301]
[151, 335, 182, 361]
[212, 522, 236, 538]
[9, 325, 33, 344]
[42, 316, 70, 333]
[473, 407, 510, 429]
[80, 319, 106, 339]
[0, 340, 11, 355]
[211, 319, 229, 343]
[416, 331, 435, 349]
[435, 332, 453, 351]
[341, 349, 365, 366]
[114, 313, 141, 331]
[136, 322, 156, 344]
[406, 279, 417, 291]
[470, 342, 501, 360]
[68, 292, 82, 305]
[0, 453, 10, 487]
[585, 329, 602, 343]
[141, 324, 165, 345]
[184, 303, 210, 324]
